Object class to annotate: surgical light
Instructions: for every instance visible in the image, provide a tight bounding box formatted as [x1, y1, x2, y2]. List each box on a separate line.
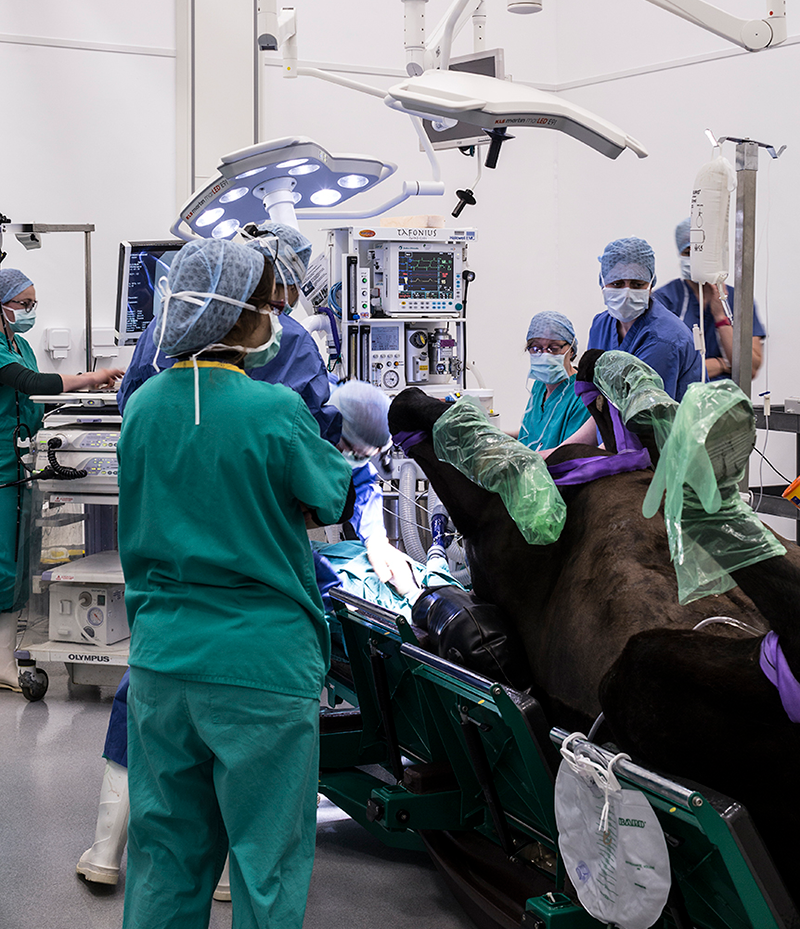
[196, 207, 224, 228]
[288, 164, 320, 176]
[172, 136, 396, 240]
[338, 174, 369, 189]
[212, 219, 241, 238]
[219, 187, 249, 204]
[310, 189, 341, 206]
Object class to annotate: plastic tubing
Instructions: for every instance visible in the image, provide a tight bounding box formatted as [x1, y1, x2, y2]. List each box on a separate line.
[399, 460, 429, 564]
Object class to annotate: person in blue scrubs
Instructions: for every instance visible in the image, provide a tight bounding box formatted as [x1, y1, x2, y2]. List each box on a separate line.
[116, 222, 341, 444]
[654, 218, 765, 381]
[516, 311, 590, 457]
[588, 236, 702, 402]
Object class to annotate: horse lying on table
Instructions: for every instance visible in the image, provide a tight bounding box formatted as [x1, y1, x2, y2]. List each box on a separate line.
[388, 355, 800, 910]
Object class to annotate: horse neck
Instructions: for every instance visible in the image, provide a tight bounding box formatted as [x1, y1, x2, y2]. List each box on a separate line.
[731, 556, 800, 672]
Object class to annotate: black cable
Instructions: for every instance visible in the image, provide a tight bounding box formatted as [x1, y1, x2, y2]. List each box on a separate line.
[751, 445, 793, 484]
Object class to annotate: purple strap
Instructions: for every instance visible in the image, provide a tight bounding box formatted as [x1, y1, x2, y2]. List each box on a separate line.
[392, 430, 428, 454]
[760, 631, 800, 723]
[547, 381, 651, 486]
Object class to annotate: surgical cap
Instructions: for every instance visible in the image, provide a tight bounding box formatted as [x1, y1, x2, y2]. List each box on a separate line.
[329, 380, 391, 452]
[599, 237, 656, 286]
[246, 221, 312, 288]
[0, 269, 34, 304]
[526, 311, 577, 352]
[675, 217, 691, 253]
[155, 239, 265, 356]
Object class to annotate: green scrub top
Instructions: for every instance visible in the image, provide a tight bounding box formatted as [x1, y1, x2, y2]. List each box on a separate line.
[518, 374, 589, 452]
[0, 333, 44, 482]
[0, 333, 43, 611]
[117, 361, 353, 699]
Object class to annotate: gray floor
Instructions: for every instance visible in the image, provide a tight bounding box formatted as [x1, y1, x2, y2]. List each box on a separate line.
[0, 663, 471, 929]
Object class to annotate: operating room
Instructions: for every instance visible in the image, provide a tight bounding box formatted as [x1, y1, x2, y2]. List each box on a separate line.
[2, 1, 800, 927]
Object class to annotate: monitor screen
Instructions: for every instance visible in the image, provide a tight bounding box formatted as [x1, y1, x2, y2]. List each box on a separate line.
[397, 250, 454, 300]
[115, 240, 185, 345]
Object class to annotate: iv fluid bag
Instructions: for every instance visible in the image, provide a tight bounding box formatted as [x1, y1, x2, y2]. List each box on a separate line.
[690, 156, 736, 286]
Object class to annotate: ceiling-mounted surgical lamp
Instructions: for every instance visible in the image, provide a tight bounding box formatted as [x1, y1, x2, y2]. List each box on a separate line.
[384, 69, 648, 163]
[171, 136, 397, 240]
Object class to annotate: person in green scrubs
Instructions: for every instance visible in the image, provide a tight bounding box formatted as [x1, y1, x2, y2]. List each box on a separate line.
[0, 268, 122, 690]
[517, 311, 590, 457]
[118, 238, 354, 929]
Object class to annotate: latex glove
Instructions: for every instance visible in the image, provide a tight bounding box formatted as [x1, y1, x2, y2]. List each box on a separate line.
[366, 536, 417, 598]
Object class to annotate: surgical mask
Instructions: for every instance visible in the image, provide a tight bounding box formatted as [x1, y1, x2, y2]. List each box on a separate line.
[243, 313, 283, 369]
[528, 351, 569, 386]
[341, 449, 369, 469]
[602, 286, 651, 323]
[679, 256, 692, 280]
[3, 305, 36, 333]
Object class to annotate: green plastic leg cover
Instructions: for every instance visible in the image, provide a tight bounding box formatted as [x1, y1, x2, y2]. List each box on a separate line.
[432, 396, 566, 546]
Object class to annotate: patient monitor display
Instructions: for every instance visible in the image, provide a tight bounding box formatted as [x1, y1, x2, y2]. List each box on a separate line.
[115, 240, 184, 345]
[381, 242, 463, 315]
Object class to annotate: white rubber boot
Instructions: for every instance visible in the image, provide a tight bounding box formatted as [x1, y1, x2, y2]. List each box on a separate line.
[76, 759, 129, 885]
[0, 611, 22, 692]
[213, 854, 231, 902]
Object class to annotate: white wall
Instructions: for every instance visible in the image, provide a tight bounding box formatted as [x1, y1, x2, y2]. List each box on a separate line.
[0, 0, 176, 373]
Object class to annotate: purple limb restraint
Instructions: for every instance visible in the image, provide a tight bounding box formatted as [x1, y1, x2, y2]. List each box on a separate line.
[760, 631, 800, 723]
[546, 381, 651, 486]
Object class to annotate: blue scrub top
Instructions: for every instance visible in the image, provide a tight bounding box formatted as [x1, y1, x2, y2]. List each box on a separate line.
[518, 374, 589, 452]
[117, 315, 342, 443]
[588, 297, 702, 401]
[654, 278, 765, 376]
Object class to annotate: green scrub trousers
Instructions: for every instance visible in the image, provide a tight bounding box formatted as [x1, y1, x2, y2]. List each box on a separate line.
[124, 667, 320, 929]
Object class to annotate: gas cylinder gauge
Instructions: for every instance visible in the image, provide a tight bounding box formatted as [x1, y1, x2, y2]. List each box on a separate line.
[383, 369, 400, 389]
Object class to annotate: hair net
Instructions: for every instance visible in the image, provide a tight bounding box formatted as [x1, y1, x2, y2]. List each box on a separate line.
[526, 311, 578, 353]
[675, 217, 691, 254]
[0, 269, 34, 304]
[599, 237, 656, 286]
[155, 239, 265, 356]
[329, 380, 391, 452]
[246, 221, 312, 289]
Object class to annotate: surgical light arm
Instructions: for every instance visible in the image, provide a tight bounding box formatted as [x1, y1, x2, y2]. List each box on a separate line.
[643, 0, 786, 50]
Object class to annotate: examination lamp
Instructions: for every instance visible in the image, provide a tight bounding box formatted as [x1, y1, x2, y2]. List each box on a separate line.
[171, 136, 397, 240]
[384, 69, 648, 161]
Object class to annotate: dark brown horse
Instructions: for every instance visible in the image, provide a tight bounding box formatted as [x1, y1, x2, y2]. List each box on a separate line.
[388, 375, 800, 905]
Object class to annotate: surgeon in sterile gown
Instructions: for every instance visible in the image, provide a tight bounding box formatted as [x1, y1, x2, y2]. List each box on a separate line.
[117, 238, 354, 929]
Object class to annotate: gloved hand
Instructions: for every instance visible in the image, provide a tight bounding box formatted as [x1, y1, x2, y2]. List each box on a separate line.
[366, 536, 417, 598]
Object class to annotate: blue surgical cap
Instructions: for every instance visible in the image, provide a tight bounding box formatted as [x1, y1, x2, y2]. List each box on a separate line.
[526, 311, 577, 353]
[675, 217, 691, 253]
[599, 237, 656, 286]
[247, 221, 312, 289]
[0, 269, 34, 304]
[329, 380, 390, 452]
[155, 239, 265, 356]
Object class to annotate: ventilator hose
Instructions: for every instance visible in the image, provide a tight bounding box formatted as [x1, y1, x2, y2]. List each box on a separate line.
[398, 461, 429, 564]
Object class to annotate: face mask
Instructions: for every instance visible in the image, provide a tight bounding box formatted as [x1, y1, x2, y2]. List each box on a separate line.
[341, 449, 370, 469]
[679, 256, 692, 280]
[243, 313, 283, 369]
[528, 352, 569, 386]
[3, 305, 36, 333]
[602, 286, 650, 323]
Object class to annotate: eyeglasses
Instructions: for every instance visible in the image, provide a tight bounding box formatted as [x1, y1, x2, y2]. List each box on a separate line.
[340, 437, 376, 462]
[4, 299, 37, 312]
[527, 341, 570, 355]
